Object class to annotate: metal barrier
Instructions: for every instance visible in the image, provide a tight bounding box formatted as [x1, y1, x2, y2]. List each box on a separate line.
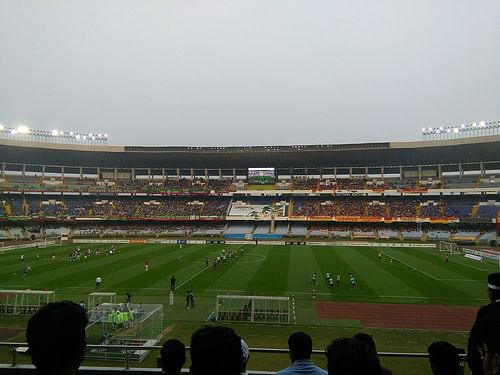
[0, 341, 467, 375]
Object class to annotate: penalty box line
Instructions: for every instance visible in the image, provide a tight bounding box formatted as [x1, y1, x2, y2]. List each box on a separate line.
[385, 253, 439, 280]
[386, 254, 476, 282]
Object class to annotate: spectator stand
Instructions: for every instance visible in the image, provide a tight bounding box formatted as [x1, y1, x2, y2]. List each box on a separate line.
[0, 290, 55, 315]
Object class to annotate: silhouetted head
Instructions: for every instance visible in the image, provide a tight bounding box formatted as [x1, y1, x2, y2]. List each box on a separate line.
[26, 301, 88, 375]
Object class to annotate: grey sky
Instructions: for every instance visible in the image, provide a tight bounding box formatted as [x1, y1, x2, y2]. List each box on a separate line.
[0, 0, 499, 147]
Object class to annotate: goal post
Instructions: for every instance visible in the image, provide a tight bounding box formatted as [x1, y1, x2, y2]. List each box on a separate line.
[215, 295, 290, 324]
[438, 241, 461, 254]
[36, 236, 64, 248]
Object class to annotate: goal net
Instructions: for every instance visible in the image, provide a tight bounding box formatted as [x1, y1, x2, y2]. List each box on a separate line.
[0, 290, 56, 315]
[438, 241, 461, 254]
[215, 295, 290, 324]
[36, 236, 64, 248]
[85, 303, 163, 362]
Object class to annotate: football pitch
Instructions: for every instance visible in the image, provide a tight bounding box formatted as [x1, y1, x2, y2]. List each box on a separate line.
[1, 242, 495, 309]
[0, 242, 497, 373]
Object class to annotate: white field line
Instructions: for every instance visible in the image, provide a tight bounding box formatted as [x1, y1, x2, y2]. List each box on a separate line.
[449, 258, 497, 272]
[175, 266, 210, 290]
[385, 253, 439, 280]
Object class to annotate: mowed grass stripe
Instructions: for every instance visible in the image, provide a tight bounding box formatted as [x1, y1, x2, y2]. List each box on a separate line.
[0, 243, 140, 288]
[177, 245, 253, 294]
[345, 247, 423, 299]
[390, 248, 487, 300]
[287, 246, 327, 295]
[246, 245, 291, 294]
[381, 247, 480, 304]
[330, 247, 387, 300]
[112, 244, 219, 292]
[0, 244, 109, 281]
[209, 246, 266, 293]
[28, 244, 165, 290]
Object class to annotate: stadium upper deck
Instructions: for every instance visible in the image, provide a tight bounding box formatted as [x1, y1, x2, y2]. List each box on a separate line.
[0, 135, 500, 171]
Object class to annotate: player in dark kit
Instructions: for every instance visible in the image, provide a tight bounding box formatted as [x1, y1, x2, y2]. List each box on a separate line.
[467, 272, 500, 375]
[170, 275, 176, 291]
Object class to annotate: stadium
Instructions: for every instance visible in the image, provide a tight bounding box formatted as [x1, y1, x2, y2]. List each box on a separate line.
[1, 129, 500, 374]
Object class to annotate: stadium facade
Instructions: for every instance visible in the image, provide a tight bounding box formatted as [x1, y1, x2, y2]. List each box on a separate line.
[0, 136, 499, 244]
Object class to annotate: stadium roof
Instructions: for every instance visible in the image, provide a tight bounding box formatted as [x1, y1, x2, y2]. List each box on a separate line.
[0, 136, 499, 170]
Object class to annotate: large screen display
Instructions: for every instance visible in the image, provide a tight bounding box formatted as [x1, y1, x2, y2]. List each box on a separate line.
[248, 168, 275, 185]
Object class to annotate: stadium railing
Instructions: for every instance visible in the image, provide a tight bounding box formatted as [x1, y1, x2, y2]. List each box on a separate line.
[0, 342, 467, 375]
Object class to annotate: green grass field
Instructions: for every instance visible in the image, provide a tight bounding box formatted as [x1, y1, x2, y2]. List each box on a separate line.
[0, 242, 496, 374]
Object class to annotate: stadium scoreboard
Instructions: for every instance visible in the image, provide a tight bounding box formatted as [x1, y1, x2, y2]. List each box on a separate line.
[248, 168, 275, 185]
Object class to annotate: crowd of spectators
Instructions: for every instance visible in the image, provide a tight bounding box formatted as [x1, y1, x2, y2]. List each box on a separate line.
[292, 178, 320, 190]
[5, 174, 500, 195]
[0, 193, 495, 223]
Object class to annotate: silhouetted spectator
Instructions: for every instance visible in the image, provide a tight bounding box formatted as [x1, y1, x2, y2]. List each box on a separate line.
[325, 337, 381, 375]
[160, 339, 186, 375]
[276, 332, 327, 375]
[478, 311, 500, 375]
[427, 341, 460, 375]
[354, 333, 393, 375]
[26, 301, 88, 375]
[468, 272, 500, 375]
[190, 325, 242, 375]
[241, 339, 250, 375]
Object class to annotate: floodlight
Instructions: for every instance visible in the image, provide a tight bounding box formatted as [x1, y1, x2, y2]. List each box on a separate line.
[428, 127, 433, 131]
[0, 124, 4, 130]
[89, 133, 93, 137]
[17, 125, 29, 134]
[436, 130, 441, 134]
[104, 134, 108, 138]
[75, 134, 81, 140]
[51, 129, 59, 136]
[11, 129, 17, 135]
[92, 136, 96, 140]
[446, 129, 451, 133]
[439, 126, 444, 130]
[461, 124, 465, 128]
[472, 122, 477, 127]
[69, 131, 74, 136]
[479, 121, 485, 127]
[453, 128, 459, 133]
[421, 128, 426, 132]
[98, 133, 102, 137]
[82, 135, 87, 140]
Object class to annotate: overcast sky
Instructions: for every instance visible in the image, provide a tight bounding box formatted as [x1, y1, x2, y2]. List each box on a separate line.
[0, 0, 499, 147]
